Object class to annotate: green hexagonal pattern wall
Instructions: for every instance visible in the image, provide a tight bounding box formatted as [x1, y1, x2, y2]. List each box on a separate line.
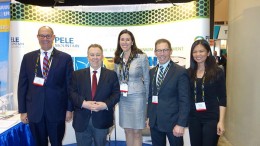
[11, 0, 209, 26]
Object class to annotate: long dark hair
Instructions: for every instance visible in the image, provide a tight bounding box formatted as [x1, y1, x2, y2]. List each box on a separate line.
[114, 29, 143, 64]
[189, 39, 220, 83]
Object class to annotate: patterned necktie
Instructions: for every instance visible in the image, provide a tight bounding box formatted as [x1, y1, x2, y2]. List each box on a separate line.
[156, 66, 164, 88]
[91, 71, 97, 100]
[43, 52, 49, 81]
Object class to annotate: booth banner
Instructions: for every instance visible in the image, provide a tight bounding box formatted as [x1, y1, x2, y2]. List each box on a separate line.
[10, 1, 209, 109]
[0, 2, 10, 110]
[214, 25, 228, 40]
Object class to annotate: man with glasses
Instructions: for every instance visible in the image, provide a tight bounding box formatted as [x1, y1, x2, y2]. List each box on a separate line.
[147, 38, 190, 146]
[18, 26, 73, 146]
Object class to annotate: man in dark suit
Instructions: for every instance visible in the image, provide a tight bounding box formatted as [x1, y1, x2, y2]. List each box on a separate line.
[70, 44, 120, 146]
[147, 39, 190, 146]
[18, 26, 74, 146]
[214, 51, 221, 65]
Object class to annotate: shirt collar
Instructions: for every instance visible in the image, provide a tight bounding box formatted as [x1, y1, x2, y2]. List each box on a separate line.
[90, 66, 101, 74]
[159, 60, 170, 69]
[40, 47, 54, 54]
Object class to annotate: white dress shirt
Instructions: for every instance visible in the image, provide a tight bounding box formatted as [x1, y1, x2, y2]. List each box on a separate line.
[90, 66, 101, 86]
[40, 47, 54, 75]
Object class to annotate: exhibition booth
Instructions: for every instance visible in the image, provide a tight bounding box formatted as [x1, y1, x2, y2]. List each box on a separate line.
[0, 0, 213, 145]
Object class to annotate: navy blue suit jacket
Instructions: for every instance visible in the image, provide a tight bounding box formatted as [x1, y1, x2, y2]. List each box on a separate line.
[148, 61, 190, 132]
[18, 48, 73, 123]
[70, 67, 120, 132]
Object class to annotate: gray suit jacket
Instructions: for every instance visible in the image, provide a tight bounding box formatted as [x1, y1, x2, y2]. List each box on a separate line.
[114, 53, 150, 99]
[148, 61, 190, 132]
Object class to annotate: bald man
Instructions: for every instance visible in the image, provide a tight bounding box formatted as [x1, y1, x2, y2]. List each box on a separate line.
[18, 26, 74, 146]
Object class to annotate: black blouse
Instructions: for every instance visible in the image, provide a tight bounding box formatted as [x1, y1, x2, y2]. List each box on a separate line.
[190, 69, 227, 120]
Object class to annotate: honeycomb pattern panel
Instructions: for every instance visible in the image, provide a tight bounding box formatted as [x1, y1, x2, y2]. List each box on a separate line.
[11, 0, 209, 26]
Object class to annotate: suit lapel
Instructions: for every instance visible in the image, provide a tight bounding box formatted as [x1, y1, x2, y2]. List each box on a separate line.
[151, 67, 158, 95]
[94, 67, 106, 99]
[85, 68, 92, 100]
[35, 50, 43, 78]
[46, 48, 59, 83]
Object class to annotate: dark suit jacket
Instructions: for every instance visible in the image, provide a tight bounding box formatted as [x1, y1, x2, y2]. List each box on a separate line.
[215, 56, 221, 64]
[18, 48, 74, 123]
[70, 67, 120, 132]
[147, 61, 190, 132]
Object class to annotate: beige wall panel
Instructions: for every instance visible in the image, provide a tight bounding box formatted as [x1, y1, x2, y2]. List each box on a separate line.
[226, 0, 260, 145]
[215, 0, 229, 22]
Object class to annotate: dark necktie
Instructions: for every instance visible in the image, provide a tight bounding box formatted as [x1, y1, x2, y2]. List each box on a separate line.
[156, 66, 164, 88]
[91, 71, 97, 100]
[43, 52, 49, 81]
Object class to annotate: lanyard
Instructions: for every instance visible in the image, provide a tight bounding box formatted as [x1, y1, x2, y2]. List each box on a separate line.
[194, 73, 205, 102]
[119, 53, 134, 83]
[152, 61, 171, 95]
[34, 51, 54, 77]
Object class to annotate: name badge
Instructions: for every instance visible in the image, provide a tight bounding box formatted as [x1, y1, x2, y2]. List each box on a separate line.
[120, 83, 128, 97]
[195, 102, 207, 111]
[152, 95, 158, 104]
[120, 83, 128, 92]
[33, 76, 45, 86]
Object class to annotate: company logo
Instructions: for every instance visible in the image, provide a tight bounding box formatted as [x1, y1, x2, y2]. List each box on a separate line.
[194, 36, 210, 41]
[10, 37, 24, 48]
[54, 37, 80, 48]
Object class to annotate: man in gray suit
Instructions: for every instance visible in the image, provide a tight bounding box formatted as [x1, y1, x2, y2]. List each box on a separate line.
[147, 39, 190, 146]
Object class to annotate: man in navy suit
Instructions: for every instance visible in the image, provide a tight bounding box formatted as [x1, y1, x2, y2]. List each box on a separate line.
[70, 44, 120, 146]
[147, 39, 190, 146]
[18, 26, 73, 146]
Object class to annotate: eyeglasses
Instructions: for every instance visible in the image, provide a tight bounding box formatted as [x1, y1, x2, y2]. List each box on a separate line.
[37, 34, 53, 39]
[155, 49, 170, 53]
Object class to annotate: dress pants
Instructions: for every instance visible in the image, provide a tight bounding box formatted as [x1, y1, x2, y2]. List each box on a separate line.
[189, 117, 219, 146]
[150, 124, 183, 146]
[75, 117, 109, 146]
[29, 115, 65, 146]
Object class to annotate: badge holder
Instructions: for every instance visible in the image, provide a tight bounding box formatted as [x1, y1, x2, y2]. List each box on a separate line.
[195, 102, 207, 112]
[120, 83, 128, 97]
[33, 76, 45, 86]
[152, 95, 158, 104]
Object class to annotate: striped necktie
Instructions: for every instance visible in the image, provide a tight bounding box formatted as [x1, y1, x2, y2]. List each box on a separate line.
[43, 52, 49, 81]
[156, 66, 164, 88]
